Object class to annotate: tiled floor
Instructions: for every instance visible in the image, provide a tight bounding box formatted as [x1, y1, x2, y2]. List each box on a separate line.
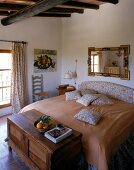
[0, 115, 29, 170]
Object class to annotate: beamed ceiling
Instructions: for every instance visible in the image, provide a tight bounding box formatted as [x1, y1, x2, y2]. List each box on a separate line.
[0, 0, 119, 26]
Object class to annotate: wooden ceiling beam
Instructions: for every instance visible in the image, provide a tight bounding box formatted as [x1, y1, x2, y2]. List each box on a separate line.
[0, 4, 84, 14]
[35, 13, 71, 17]
[98, 0, 118, 4]
[0, 11, 71, 17]
[0, 0, 35, 5]
[0, 0, 119, 5]
[0, 11, 13, 16]
[0, 3, 26, 11]
[59, 1, 99, 9]
[46, 7, 84, 14]
[1, 0, 71, 26]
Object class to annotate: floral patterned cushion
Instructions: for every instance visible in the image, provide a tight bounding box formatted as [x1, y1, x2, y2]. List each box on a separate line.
[80, 89, 98, 96]
[91, 94, 113, 106]
[65, 90, 81, 101]
[74, 109, 101, 125]
[76, 94, 98, 106]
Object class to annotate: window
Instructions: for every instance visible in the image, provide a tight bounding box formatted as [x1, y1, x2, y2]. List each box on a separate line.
[0, 50, 12, 108]
[91, 54, 100, 72]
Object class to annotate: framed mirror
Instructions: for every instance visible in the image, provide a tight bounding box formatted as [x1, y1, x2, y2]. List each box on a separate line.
[88, 45, 130, 80]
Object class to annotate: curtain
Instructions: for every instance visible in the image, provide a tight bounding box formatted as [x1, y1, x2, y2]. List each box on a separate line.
[11, 42, 28, 114]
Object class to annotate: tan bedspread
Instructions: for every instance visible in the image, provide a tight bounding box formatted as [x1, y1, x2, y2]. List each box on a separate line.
[20, 95, 134, 170]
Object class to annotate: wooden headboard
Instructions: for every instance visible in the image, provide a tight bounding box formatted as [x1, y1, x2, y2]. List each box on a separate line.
[78, 81, 134, 104]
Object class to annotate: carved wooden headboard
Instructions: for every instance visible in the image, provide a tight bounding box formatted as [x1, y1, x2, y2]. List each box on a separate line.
[78, 81, 134, 104]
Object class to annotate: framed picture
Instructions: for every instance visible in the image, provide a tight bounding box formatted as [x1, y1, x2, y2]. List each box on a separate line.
[34, 49, 57, 73]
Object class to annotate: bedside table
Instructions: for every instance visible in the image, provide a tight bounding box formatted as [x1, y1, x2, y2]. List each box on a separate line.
[57, 84, 76, 95]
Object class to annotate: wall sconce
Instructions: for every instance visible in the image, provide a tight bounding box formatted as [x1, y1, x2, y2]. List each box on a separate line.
[64, 59, 77, 86]
[64, 71, 77, 79]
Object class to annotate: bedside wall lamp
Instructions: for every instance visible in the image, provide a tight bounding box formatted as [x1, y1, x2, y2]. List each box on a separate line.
[64, 59, 77, 86]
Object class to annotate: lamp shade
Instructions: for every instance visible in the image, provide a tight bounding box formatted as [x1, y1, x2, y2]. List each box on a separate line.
[64, 72, 72, 79]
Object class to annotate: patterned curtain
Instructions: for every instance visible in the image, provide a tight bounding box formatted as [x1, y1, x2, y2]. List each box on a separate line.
[11, 42, 28, 114]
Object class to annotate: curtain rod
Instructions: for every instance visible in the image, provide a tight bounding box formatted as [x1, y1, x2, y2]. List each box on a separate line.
[0, 39, 27, 44]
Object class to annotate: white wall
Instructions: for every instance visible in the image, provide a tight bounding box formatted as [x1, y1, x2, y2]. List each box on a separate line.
[1, 0, 134, 116]
[0, 17, 62, 116]
[61, 0, 134, 88]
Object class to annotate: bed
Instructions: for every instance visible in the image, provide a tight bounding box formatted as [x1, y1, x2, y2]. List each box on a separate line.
[20, 81, 134, 170]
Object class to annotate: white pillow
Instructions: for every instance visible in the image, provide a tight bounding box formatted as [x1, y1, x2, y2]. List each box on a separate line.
[80, 89, 98, 96]
[76, 94, 98, 106]
[91, 94, 113, 105]
[65, 90, 81, 101]
[74, 109, 101, 125]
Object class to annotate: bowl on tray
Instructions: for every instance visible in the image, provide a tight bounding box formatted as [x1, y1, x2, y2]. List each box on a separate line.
[34, 115, 52, 133]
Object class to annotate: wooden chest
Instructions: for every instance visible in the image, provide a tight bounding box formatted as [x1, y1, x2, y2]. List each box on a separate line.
[7, 109, 82, 170]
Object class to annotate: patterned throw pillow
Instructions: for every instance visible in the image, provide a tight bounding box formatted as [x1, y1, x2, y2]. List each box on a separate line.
[74, 109, 101, 125]
[65, 90, 81, 101]
[91, 94, 113, 105]
[76, 94, 98, 106]
[80, 89, 98, 96]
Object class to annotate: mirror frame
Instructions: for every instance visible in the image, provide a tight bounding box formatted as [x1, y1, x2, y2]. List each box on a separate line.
[88, 45, 130, 80]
